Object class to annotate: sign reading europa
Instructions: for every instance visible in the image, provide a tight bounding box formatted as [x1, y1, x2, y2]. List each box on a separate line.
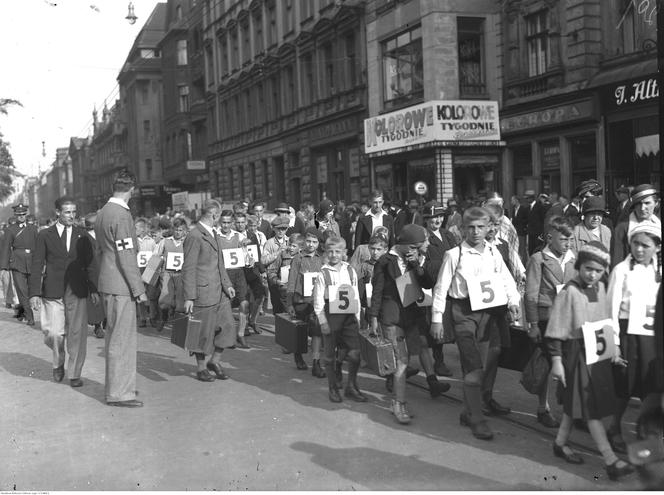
[364, 100, 501, 153]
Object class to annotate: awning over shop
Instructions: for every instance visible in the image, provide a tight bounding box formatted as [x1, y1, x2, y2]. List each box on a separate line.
[635, 134, 660, 157]
[586, 57, 657, 88]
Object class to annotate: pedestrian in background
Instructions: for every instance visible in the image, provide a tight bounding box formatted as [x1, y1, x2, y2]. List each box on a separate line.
[95, 170, 146, 407]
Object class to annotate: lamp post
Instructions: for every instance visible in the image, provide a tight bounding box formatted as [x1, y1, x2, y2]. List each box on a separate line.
[125, 2, 137, 25]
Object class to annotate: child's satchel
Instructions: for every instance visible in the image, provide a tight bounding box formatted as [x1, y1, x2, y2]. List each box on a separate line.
[275, 313, 309, 354]
[171, 312, 203, 350]
[359, 328, 397, 376]
[141, 254, 163, 286]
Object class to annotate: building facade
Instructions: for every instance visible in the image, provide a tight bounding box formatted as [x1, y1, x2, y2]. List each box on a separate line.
[159, 0, 209, 200]
[499, 0, 659, 209]
[364, 0, 504, 206]
[117, 3, 169, 215]
[204, 0, 368, 208]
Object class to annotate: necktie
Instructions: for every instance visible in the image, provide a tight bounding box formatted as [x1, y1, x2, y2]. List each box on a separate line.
[61, 227, 68, 251]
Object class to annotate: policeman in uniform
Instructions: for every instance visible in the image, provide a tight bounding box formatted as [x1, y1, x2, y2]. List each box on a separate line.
[95, 170, 147, 407]
[0, 203, 39, 325]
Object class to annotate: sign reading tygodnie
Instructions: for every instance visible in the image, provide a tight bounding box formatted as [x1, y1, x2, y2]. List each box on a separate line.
[364, 100, 501, 153]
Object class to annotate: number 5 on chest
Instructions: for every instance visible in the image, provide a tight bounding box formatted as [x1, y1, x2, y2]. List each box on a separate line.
[329, 284, 359, 315]
[582, 319, 616, 365]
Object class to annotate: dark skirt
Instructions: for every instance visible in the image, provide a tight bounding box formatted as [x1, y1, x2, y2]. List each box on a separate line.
[557, 338, 617, 420]
[614, 319, 659, 400]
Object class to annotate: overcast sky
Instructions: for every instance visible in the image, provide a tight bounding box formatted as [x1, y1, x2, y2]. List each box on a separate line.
[0, 0, 162, 181]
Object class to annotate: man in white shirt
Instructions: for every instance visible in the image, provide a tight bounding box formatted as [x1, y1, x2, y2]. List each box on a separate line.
[354, 190, 395, 247]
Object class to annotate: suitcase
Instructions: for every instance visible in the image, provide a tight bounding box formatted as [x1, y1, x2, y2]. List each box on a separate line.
[498, 326, 534, 372]
[171, 312, 203, 350]
[275, 313, 309, 354]
[359, 329, 397, 376]
[86, 296, 105, 325]
[141, 255, 163, 286]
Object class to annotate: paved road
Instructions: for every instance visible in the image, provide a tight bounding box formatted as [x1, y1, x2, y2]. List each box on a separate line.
[0, 303, 643, 490]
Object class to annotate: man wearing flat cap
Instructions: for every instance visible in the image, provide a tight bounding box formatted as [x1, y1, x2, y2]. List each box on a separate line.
[274, 202, 305, 237]
[0, 203, 39, 325]
[612, 184, 661, 267]
[261, 215, 292, 315]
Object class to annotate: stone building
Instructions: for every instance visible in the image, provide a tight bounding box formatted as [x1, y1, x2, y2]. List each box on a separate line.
[364, 0, 504, 205]
[499, 0, 659, 205]
[204, 0, 368, 208]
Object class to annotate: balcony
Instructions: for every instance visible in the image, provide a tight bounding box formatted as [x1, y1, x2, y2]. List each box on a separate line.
[504, 69, 564, 100]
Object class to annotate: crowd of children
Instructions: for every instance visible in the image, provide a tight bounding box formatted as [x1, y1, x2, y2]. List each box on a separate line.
[76, 186, 660, 483]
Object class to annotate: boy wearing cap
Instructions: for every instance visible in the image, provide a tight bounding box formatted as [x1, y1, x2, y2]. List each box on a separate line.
[571, 196, 612, 255]
[0, 203, 39, 325]
[262, 216, 291, 315]
[430, 207, 521, 440]
[370, 224, 451, 424]
[313, 236, 367, 403]
[274, 202, 306, 236]
[612, 184, 660, 267]
[286, 227, 325, 375]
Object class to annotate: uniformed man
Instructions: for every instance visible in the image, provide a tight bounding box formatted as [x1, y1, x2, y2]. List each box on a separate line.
[0, 203, 39, 325]
[95, 170, 147, 407]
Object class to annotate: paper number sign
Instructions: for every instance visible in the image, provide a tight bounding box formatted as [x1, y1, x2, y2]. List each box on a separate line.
[329, 284, 359, 314]
[582, 319, 616, 365]
[166, 252, 184, 271]
[467, 275, 508, 311]
[222, 248, 244, 269]
[137, 251, 151, 268]
[280, 266, 291, 285]
[628, 288, 658, 337]
[245, 245, 259, 264]
[302, 272, 317, 297]
[365, 282, 373, 308]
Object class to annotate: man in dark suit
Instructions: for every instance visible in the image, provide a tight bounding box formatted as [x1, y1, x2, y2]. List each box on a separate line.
[252, 202, 273, 238]
[526, 191, 548, 255]
[354, 190, 395, 247]
[0, 203, 39, 325]
[84, 212, 105, 339]
[613, 184, 631, 226]
[511, 195, 529, 263]
[28, 196, 98, 387]
[95, 170, 147, 408]
[563, 195, 580, 224]
[391, 201, 408, 239]
[182, 199, 236, 382]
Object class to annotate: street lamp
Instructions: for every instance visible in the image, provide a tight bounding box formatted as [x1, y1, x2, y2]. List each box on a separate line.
[125, 2, 137, 25]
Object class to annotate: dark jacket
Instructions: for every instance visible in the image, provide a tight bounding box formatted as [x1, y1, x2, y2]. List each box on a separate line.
[28, 224, 96, 299]
[527, 201, 547, 236]
[0, 223, 39, 273]
[368, 253, 429, 326]
[423, 228, 458, 286]
[354, 213, 395, 247]
[392, 209, 408, 239]
[513, 204, 529, 237]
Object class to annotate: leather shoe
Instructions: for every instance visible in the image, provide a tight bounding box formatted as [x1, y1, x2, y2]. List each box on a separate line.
[206, 361, 229, 380]
[107, 399, 143, 408]
[311, 359, 325, 378]
[435, 360, 453, 377]
[405, 366, 420, 379]
[460, 412, 493, 440]
[605, 459, 634, 481]
[553, 442, 584, 464]
[70, 378, 83, 388]
[344, 386, 368, 402]
[607, 428, 628, 454]
[483, 398, 511, 416]
[328, 387, 342, 403]
[93, 325, 105, 338]
[196, 369, 216, 382]
[537, 410, 560, 428]
[53, 365, 64, 383]
[427, 376, 451, 398]
[295, 354, 308, 370]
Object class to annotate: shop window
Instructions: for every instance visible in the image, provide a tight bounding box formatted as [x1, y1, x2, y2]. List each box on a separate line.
[301, 53, 315, 104]
[526, 10, 549, 77]
[570, 134, 597, 188]
[540, 140, 561, 195]
[177, 39, 188, 66]
[382, 25, 423, 110]
[457, 17, 486, 97]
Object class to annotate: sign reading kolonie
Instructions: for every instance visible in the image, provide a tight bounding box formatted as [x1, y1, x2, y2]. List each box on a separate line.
[364, 100, 501, 154]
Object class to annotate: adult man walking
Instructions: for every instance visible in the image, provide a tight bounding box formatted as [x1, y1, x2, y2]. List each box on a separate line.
[95, 170, 147, 408]
[0, 203, 39, 325]
[29, 196, 98, 387]
[354, 190, 395, 247]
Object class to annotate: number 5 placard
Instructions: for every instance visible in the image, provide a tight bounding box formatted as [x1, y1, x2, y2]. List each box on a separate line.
[628, 283, 658, 337]
[582, 319, 616, 365]
[137, 251, 152, 268]
[166, 252, 184, 271]
[329, 284, 359, 315]
[222, 248, 243, 269]
[467, 275, 508, 310]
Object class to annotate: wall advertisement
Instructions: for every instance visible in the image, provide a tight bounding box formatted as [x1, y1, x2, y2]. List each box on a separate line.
[364, 100, 501, 154]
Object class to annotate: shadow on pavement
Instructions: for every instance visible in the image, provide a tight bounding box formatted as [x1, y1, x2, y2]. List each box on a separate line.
[291, 441, 536, 490]
[0, 351, 106, 405]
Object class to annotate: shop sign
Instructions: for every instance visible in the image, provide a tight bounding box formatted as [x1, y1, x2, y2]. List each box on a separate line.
[604, 76, 658, 111]
[500, 99, 595, 134]
[138, 186, 159, 197]
[414, 181, 428, 196]
[186, 160, 206, 170]
[541, 143, 560, 170]
[309, 117, 358, 144]
[364, 100, 501, 154]
[163, 185, 182, 194]
[172, 191, 189, 212]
